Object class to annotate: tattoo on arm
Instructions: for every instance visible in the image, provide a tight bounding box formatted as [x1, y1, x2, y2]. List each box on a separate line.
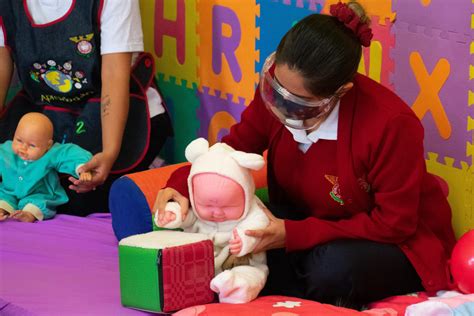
[101, 95, 111, 117]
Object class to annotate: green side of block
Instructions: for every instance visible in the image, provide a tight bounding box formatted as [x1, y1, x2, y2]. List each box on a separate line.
[119, 246, 161, 312]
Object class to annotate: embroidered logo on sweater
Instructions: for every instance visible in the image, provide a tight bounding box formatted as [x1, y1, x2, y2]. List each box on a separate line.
[69, 33, 94, 57]
[325, 175, 344, 205]
[325, 175, 371, 206]
[358, 176, 371, 193]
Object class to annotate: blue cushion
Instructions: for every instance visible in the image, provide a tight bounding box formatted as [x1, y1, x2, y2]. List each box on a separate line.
[109, 176, 153, 240]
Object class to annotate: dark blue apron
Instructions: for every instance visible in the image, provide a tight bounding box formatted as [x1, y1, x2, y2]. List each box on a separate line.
[0, 0, 170, 173]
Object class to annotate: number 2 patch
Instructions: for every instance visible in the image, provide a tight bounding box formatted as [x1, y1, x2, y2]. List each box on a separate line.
[76, 120, 86, 134]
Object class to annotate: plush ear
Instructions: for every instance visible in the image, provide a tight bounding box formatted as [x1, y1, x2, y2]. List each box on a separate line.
[209, 142, 235, 153]
[229, 151, 265, 170]
[185, 138, 209, 163]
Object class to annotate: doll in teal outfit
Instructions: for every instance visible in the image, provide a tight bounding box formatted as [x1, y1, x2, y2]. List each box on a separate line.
[0, 113, 92, 222]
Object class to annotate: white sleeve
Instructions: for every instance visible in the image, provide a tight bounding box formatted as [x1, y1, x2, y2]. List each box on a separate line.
[100, 0, 144, 54]
[234, 199, 271, 257]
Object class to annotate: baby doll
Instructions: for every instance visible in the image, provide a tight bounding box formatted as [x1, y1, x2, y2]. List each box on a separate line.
[0, 113, 92, 222]
[155, 138, 270, 304]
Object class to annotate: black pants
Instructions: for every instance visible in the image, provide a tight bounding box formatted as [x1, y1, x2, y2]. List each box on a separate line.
[261, 204, 424, 310]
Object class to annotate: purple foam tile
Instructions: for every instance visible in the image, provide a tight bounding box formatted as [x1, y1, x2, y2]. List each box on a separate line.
[196, 90, 247, 141]
[393, 0, 473, 38]
[391, 22, 471, 168]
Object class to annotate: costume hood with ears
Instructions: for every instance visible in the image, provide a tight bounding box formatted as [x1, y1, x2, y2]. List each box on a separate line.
[185, 138, 265, 222]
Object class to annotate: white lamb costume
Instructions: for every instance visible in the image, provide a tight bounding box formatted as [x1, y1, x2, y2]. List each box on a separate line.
[155, 138, 270, 304]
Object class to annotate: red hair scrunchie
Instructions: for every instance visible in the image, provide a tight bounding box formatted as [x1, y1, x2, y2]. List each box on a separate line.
[329, 2, 373, 47]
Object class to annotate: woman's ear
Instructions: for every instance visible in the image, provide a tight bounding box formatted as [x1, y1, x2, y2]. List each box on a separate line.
[337, 82, 354, 98]
[47, 139, 53, 149]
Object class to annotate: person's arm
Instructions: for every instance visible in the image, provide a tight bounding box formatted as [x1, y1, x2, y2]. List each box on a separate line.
[0, 46, 13, 110]
[94, 0, 140, 169]
[284, 114, 425, 251]
[75, 53, 131, 189]
[99, 52, 131, 170]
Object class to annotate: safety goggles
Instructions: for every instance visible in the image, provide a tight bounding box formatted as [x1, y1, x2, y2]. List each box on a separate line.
[259, 52, 338, 130]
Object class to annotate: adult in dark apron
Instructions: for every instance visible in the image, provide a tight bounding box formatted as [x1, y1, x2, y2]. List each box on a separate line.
[0, 0, 173, 215]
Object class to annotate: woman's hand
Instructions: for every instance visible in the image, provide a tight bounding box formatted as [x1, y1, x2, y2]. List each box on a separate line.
[153, 188, 189, 225]
[245, 202, 286, 253]
[68, 151, 116, 193]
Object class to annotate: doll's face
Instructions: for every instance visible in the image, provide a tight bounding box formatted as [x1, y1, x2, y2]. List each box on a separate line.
[192, 173, 245, 222]
[12, 113, 53, 161]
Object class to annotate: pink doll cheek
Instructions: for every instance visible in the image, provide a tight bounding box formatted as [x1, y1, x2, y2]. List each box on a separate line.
[192, 173, 245, 220]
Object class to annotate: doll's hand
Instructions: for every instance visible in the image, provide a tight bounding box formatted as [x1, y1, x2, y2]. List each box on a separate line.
[0, 209, 10, 221]
[79, 171, 92, 182]
[11, 211, 36, 223]
[229, 228, 243, 255]
[154, 188, 189, 225]
[69, 152, 116, 193]
[156, 210, 176, 227]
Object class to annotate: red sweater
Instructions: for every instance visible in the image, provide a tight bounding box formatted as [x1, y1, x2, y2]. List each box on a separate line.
[167, 74, 456, 292]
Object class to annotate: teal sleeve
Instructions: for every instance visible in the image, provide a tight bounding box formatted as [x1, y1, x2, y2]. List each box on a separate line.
[51, 144, 93, 177]
[0, 142, 9, 179]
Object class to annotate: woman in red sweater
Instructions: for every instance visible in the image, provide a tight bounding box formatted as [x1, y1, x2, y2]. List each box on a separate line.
[154, 1, 456, 309]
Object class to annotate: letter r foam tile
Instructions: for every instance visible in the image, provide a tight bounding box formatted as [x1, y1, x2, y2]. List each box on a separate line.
[196, 0, 259, 105]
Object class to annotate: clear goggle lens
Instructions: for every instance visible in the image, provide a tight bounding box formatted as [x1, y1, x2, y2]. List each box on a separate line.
[259, 52, 337, 130]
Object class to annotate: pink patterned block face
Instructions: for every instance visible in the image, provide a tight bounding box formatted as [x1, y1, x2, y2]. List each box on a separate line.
[192, 173, 245, 222]
[161, 240, 215, 312]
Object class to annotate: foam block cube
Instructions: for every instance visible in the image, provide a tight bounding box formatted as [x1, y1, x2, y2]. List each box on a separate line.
[119, 231, 215, 313]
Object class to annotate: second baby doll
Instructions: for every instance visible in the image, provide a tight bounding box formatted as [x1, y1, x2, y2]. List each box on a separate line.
[155, 138, 269, 304]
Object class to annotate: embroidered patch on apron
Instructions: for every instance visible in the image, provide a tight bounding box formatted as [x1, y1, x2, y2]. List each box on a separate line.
[30, 60, 88, 93]
[69, 33, 95, 57]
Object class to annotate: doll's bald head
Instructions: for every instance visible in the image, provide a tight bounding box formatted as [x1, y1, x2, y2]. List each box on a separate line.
[12, 113, 54, 161]
[17, 113, 54, 139]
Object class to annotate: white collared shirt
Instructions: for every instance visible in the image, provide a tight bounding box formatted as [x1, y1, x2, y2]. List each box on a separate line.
[285, 101, 339, 153]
